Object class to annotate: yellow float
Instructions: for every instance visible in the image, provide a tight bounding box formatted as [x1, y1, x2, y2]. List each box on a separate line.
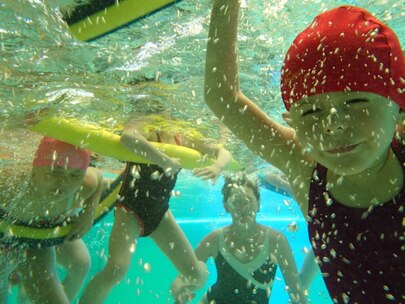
[0, 174, 122, 247]
[28, 116, 242, 170]
[65, 0, 182, 41]
[0, 117, 242, 247]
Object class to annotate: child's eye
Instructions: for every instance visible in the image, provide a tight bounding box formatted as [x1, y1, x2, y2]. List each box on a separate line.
[345, 98, 369, 105]
[70, 173, 84, 178]
[302, 108, 321, 116]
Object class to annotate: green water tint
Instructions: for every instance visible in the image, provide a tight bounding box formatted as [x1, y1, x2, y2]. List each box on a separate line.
[7, 173, 331, 303]
[1, 0, 403, 303]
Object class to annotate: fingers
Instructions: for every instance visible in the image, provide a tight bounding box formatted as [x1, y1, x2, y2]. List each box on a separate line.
[164, 167, 180, 177]
[174, 293, 195, 304]
[193, 168, 219, 181]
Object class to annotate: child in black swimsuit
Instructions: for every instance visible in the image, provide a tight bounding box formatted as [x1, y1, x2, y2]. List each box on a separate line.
[80, 97, 233, 304]
[195, 173, 306, 304]
[204, 2, 404, 303]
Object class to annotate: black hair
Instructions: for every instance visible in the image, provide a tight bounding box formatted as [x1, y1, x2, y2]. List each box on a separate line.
[221, 172, 260, 204]
[127, 94, 166, 115]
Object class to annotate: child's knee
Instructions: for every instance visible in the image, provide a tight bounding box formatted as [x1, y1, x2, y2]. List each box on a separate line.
[73, 256, 91, 276]
[103, 260, 131, 284]
[66, 250, 91, 276]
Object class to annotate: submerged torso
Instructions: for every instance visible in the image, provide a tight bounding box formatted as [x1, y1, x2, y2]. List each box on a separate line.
[0, 168, 80, 224]
[307, 140, 405, 303]
[207, 227, 277, 304]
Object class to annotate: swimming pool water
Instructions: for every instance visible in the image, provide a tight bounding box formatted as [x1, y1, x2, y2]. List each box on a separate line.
[2, 0, 403, 303]
[6, 171, 331, 303]
[82, 171, 332, 303]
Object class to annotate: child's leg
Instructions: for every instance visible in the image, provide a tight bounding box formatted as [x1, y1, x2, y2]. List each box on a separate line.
[0, 271, 9, 304]
[7, 270, 30, 304]
[19, 247, 70, 304]
[79, 207, 141, 304]
[150, 210, 207, 298]
[198, 293, 209, 304]
[0, 251, 21, 304]
[56, 239, 91, 302]
[299, 249, 319, 292]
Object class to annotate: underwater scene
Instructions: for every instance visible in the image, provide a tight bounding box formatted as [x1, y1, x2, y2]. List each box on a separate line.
[0, 0, 404, 303]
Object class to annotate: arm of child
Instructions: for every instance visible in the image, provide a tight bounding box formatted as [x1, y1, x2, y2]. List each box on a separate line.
[170, 231, 219, 304]
[183, 138, 232, 182]
[120, 123, 181, 176]
[195, 230, 220, 262]
[271, 230, 307, 303]
[299, 248, 319, 292]
[66, 167, 103, 240]
[204, 0, 298, 171]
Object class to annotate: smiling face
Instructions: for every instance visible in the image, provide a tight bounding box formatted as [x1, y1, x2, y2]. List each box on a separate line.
[225, 185, 260, 228]
[285, 91, 403, 175]
[31, 166, 86, 199]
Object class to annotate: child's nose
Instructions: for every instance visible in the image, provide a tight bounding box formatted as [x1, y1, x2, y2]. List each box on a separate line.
[325, 125, 344, 135]
[325, 107, 347, 134]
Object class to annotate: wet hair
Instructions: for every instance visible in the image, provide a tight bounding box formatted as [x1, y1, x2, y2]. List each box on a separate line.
[222, 173, 260, 204]
[128, 94, 166, 115]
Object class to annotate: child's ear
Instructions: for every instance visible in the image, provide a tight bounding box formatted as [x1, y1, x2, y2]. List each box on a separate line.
[282, 112, 294, 127]
[395, 110, 405, 135]
[397, 110, 405, 124]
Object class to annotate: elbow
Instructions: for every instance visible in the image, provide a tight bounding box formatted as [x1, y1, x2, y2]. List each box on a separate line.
[120, 131, 141, 148]
[203, 85, 216, 109]
[120, 133, 131, 145]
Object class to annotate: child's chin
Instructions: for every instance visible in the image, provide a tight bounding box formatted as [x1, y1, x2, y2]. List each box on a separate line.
[237, 218, 254, 227]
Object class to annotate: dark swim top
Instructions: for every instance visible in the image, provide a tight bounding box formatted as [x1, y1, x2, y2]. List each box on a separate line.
[308, 140, 405, 304]
[207, 229, 277, 304]
[116, 133, 182, 237]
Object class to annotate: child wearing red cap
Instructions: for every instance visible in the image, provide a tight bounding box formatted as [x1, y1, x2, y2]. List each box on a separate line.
[0, 137, 103, 304]
[204, 1, 404, 304]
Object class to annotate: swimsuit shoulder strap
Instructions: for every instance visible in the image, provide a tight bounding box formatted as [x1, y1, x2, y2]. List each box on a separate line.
[217, 228, 274, 290]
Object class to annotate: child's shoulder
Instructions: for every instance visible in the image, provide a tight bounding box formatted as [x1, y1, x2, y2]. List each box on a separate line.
[263, 226, 291, 248]
[79, 167, 103, 198]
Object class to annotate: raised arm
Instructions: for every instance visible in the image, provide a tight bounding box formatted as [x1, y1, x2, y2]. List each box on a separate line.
[271, 230, 307, 303]
[204, 0, 297, 170]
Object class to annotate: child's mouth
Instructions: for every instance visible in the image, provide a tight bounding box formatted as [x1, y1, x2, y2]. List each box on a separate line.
[326, 144, 358, 154]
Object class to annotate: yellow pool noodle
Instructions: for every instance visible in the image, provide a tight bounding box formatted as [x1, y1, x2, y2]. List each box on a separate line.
[28, 117, 242, 171]
[68, 0, 180, 41]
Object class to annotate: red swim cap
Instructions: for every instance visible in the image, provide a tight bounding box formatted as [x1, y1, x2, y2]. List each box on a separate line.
[281, 6, 405, 111]
[33, 137, 90, 170]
